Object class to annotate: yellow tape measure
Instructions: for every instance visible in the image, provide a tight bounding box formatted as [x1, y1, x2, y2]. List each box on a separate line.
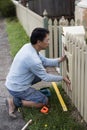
[52, 82, 68, 111]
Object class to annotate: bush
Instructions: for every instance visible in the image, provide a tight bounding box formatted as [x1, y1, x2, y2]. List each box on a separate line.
[0, 0, 16, 17]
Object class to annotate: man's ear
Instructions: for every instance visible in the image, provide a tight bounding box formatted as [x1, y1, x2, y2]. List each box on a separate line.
[37, 40, 41, 45]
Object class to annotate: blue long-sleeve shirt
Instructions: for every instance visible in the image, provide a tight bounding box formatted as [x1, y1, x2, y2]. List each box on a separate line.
[5, 43, 63, 92]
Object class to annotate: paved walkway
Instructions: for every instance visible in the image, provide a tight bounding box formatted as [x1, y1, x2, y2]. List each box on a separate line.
[0, 18, 25, 130]
[0, 18, 55, 130]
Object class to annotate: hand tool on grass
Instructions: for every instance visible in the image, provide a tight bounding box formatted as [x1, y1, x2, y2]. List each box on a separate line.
[21, 119, 32, 130]
[52, 82, 68, 111]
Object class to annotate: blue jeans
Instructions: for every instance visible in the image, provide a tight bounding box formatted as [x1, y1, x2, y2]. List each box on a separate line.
[8, 76, 48, 107]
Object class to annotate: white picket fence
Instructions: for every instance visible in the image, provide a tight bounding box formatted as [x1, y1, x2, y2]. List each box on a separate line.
[62, 34, 87, 122]
[48, 16, 75, 58]
[13, 1, 75, 57]
[14, 1, 43, 36]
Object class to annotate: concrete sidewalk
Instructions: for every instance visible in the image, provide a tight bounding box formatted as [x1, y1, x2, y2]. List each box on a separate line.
[0, 18, 25, 130]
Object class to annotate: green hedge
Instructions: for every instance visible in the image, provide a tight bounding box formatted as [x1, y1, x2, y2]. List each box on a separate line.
[0, 0, 16, 17]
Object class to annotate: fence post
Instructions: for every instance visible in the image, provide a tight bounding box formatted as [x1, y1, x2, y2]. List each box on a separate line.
[48, 19, 53, 58]
[53, 19, 58, 58]
[81, 43, 86, 117]
[84, 45, 87, 122]
[43, 10, 49, 57]
[59, 26, 63, 75]
[59, 26, 63, 57]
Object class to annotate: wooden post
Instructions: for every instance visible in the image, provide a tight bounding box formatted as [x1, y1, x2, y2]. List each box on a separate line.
[84, 45, 87, 122]
[74, 39, 78, 107]
[77, 40, 82, 111]
[43, 10, 49, 57]
[59, 26, 63, 75]
[53, 19, 58, 58]
[81, 43, 85, 117]
[72, 41, 75, 104]
[48, 19, 53, 58]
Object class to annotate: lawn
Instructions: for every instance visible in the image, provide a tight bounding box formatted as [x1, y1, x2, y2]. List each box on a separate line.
[6, 17, 29, 57]
[22, 85, 87, 130]
[6, 17, 87, 130]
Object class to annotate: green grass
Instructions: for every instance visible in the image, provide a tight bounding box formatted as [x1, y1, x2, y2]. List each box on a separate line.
[6, 17, 29, 57]
[22, 85, 87, 130]
[6, 17, 87, 130]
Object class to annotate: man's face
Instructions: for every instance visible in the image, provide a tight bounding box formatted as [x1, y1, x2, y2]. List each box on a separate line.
[38, 34, 49, 50]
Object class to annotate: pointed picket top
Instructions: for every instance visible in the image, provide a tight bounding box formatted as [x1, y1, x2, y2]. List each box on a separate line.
[54, 19, 58, 25]
[70, 19, 75, 26]
[48, 18, 52, 25]
[59, 16, 66, 26]
[65, 19, 69, 26]
[43, 9, 48, 17]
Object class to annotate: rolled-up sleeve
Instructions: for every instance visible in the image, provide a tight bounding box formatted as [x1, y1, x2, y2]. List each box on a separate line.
[30, 63, 63, 82]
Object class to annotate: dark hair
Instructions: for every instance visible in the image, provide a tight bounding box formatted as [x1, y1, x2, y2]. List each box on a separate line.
[30, 28, 49, 45]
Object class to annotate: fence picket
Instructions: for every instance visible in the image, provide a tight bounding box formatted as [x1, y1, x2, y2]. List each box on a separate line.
[84, 46, 87, 122]
[64, 34, 87, 123]
[72, 43, 75, 103]
[48, 19, 53, 58]
[77, 41, 82, 111]
[48, 16, 75, 58]
[70, 19, 75, 26]
[53, 19, 58, 57]
[81, 44, 86, 117]
[74, 40, 78, 107]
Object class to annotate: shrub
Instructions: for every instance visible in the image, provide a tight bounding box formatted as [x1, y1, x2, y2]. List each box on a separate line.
[0, 0, 16, 17]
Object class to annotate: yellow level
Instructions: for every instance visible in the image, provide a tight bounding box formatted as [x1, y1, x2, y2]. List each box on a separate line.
[52, 82, 68, 111]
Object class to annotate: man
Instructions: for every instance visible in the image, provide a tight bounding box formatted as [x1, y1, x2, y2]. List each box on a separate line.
[5, 28, 70, 118]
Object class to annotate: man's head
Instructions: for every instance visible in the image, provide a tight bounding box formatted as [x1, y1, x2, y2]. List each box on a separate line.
[30, 28, 49, 50]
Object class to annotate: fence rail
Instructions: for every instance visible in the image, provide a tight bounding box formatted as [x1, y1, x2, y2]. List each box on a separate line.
[62, 34, 87, 122]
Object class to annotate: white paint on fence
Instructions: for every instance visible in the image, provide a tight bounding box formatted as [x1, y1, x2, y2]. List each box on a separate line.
[12, 1, 46, 56]
[15, 2, 43, 36]
[48, 19, 53, 58]
[48, 17, 75, 58]
[62, 30, 87, 122]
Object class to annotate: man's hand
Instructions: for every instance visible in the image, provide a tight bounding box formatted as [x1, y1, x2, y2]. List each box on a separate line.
[59, 55, 66, 63]
[63, 76, 71, 91]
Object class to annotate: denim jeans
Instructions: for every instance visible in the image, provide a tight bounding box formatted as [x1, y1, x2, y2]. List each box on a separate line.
[8, 76, 48, 107]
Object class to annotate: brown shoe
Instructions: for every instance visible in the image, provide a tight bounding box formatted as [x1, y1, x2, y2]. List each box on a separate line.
[6, 98, 16, 118]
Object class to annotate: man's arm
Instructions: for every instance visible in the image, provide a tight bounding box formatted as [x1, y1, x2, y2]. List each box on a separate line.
[39, 53, 66, 67]
[30, 62, 71, 87]
[30, 62, 63, 82]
